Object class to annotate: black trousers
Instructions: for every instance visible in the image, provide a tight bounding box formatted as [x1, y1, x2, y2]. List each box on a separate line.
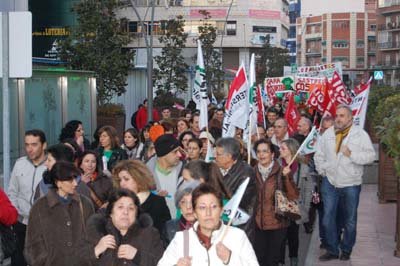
[255, 227, 287, 266]
[11, 221, 27, 266]
[280, 221, 299, 262]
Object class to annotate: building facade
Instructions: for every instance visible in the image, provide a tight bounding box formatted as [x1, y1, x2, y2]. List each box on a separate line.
[376, 0, 400, 85]
[296, 10, 376, 86]
[118, 0, 290, 72]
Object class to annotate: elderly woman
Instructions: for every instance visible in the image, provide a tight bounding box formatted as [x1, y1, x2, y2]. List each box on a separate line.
[253, 139, 299, 266]
[158, 184, 259, 266]
[96, 126, 128, 174]
[162, 181, 198, 245]
[24, 161, 94, 266]
[87, 189, 164, 265]
[78, 150, 113, 210]
[112, 160, 171, 233]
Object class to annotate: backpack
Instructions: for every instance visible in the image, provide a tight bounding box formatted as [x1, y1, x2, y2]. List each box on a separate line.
[0, 223, 17, 260]
[130, 110, 139, 129]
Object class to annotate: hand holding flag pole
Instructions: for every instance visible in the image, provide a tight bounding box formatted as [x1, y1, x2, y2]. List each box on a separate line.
[221, 177, 250, 241]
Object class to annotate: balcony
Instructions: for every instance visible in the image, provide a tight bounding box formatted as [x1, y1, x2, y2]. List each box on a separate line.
[376, 60, 400, 68]
[379, 41, 400, 50]
[379, 0, 400, 8]
[305, 48, 321, 57]
[378, 22, 400, 31]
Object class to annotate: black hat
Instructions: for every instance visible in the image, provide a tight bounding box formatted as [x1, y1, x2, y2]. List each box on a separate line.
[154, 134, 180, 157]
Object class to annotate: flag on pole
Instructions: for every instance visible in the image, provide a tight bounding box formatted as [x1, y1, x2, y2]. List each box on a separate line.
[284, 93, 301, 135]
[329, 71, 352, 105]
[299, 126, 319, 155]
[351, 77, 372, 127]
[222, 62, 249, 137]
[256, 85, 266, 128]
[243, 54, 257, 143]
[193, 40, 209, 130]
[204, 142, 215, 162]
[222, 177, 250, 226]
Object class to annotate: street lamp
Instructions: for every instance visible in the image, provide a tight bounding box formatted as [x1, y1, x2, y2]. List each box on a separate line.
[129, 0, 155, 121]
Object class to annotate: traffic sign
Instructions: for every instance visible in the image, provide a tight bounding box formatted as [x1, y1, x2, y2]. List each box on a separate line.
[374, 71, 383, 80]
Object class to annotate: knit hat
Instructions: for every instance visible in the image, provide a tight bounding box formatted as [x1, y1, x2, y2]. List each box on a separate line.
[174, 179, 201, 207]
[154, 134, 180, 157]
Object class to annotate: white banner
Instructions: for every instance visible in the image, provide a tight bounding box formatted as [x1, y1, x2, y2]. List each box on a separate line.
[351, 78, 372, 128]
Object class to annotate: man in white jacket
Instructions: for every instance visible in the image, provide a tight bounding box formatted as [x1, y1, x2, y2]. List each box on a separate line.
[314, 104, 375, 261]
[7, 129, 47, 266]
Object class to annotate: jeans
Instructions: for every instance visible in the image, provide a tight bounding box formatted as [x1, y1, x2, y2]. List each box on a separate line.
[320, 177, 361, 256]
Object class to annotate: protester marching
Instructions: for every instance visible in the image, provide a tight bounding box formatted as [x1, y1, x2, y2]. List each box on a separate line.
[1, 38, 378, 266]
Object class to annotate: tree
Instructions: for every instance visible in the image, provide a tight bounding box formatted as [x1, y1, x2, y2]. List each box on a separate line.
[256, 35, 289, 84]
[197, 10, 224, 96]
[153, 15, 188, 97]
[59, 0, 134, 106]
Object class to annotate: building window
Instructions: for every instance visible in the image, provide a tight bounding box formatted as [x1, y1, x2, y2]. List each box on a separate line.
[128, 21, 138, 33]
[357, 40, 364, 48]
[370, 24, 376, 31]
[333, 41, 348, 48]
[332, 21, 349, 29]
[333, 57, 349, 67]
[226, 21, 237, 36]
[357, 57, 364, 66]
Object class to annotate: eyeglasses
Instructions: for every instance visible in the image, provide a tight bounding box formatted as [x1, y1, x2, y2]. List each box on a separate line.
[195, 203, 220, 213]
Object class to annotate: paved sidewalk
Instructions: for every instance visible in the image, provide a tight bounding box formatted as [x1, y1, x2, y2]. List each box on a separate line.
[308, 184, 399, 266]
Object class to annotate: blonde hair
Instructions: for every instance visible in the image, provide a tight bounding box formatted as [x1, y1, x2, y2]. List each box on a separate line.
[112, 160, 155, 192]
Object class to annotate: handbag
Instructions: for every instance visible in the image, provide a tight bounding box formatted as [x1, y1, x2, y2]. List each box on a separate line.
[0, 223, 17, 259]
[274, 170, 301, 221]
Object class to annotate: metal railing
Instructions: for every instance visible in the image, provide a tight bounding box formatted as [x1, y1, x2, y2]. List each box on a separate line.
[378, 41, 400, 49]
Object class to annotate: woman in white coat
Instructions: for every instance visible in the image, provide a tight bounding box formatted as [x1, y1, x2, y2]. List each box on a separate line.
[158, 183, 259, 266]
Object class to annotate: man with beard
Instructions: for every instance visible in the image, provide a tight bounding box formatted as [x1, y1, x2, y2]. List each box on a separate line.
[315, 104, 375, 261]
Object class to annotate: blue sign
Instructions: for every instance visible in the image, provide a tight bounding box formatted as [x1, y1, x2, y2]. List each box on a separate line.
[374, 71, 383, 80]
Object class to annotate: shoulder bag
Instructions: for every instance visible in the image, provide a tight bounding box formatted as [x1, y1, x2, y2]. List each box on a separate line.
[274, 170, 301, 221]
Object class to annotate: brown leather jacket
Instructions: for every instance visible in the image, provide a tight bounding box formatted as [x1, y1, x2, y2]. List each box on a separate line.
[254, 161, 299, 230]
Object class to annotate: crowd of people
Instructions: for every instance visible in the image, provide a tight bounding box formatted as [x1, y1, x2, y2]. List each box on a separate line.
[0, 98, 375, 266]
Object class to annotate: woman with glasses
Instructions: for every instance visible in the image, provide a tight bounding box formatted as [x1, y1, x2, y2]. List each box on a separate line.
[59, 120, 90, 154]
[25, 161, 94, 266]
[158, 184, 259, 266]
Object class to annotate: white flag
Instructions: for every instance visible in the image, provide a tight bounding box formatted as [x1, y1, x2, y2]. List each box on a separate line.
[351, 77, 372, 128]
[193, 40, 209, 130]
[222, 177, 250, 225]
[222, 62, 249, 138]
[243, 54, 257, 144]
[299, 126, 319, 155]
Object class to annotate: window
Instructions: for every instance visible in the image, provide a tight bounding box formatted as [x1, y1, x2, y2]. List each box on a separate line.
[332, 21, 349, 29]
[333, 41, 348, 48]
[226, 21, 236, 36]
[370, 24, 376, 31]
[357, 40, 364, 48]
[357, 57, 365, 66]
[128, 22, 138, 33]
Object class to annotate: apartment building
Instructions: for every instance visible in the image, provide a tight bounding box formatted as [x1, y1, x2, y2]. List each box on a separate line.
[376, 0, 400, 85]
[296, 1, 376, 86]
[118, 0, 290, 72]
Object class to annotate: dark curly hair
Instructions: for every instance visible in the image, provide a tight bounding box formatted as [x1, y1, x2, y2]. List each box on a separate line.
[59, 120, 82, 142]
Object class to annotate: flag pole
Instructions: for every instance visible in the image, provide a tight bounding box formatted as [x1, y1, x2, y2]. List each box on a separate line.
[247, 117, 252, 164]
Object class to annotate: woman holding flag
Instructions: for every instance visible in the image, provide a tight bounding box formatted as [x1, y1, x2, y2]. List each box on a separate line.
[253, 139, 299, 266]
[158, 184, 258, 266]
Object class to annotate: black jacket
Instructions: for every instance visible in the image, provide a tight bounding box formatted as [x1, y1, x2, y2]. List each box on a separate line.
[222, 159, 257, 244]
[97, 147, 128, 171]
[86, 213, 164, 266]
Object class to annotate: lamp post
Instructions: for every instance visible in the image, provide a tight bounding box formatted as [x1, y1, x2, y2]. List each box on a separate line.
[129, 0, 155, 121]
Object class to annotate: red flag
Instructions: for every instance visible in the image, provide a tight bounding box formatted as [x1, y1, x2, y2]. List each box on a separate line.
[323, 79, 337, 118]
[256, 85, 265, 125]
[329, 71, 352, 105]
[306, 83, 326, 113]
[354, 78, 372, 95]
[284, 93, 301, 135]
